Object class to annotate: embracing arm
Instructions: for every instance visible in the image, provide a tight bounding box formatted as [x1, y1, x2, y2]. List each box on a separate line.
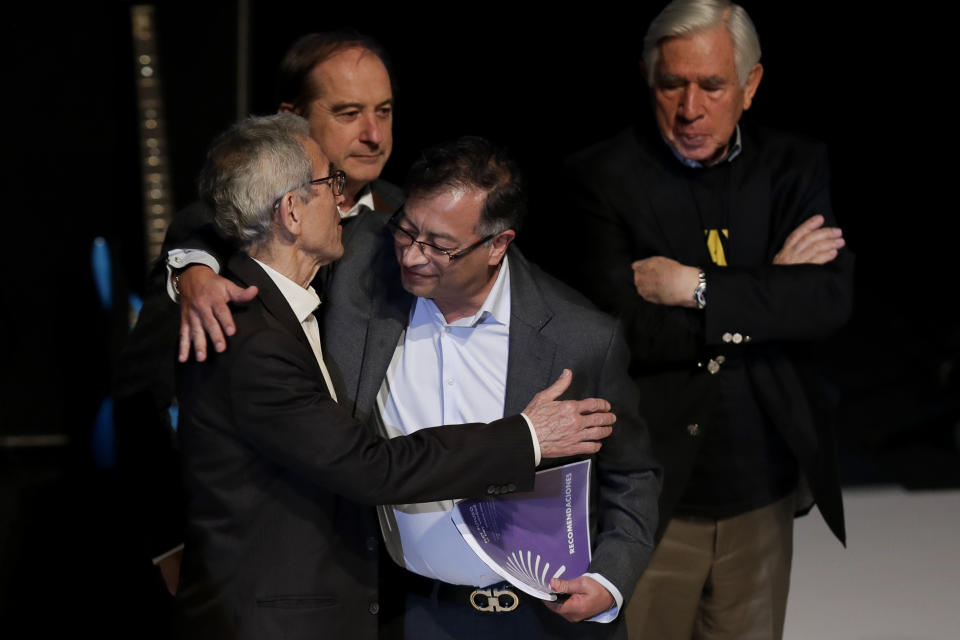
[185, 327, 616, 503]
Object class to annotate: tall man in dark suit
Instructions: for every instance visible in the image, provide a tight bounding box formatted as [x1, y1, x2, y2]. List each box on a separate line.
[558, 1, 854, 638]
[114, 30, 403, 593]
[176, 114, 617, 640]
[319, 137, 660, 639]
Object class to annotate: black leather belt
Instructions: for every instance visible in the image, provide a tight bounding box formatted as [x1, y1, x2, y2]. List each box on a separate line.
[404, 573, 524, 612]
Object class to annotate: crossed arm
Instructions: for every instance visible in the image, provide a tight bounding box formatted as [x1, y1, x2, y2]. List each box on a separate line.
[631, 213, 848, 307]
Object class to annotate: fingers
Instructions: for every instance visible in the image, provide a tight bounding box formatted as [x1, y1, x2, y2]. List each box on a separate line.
[550, 577, 573, 594]
[188, 309, 209, 362]
[228, 283, 259, 304]
[197, 304, 228, 355]
[536, 369, 573, 403]
[775, 216, 845, 266]
[178, 309, 192, 363]
[573, 397, 612, 415]
[786, 214, 825, 245]
[543, 576, 613, 622]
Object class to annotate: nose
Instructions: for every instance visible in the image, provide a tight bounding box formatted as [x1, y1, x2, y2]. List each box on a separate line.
[359, 113, 383, 146]
[678, 84, 703, 121]
[399, 239, 429, 267]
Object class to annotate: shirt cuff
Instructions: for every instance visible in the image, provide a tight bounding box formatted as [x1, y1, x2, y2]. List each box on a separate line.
[518, 412, 541, 467]
[582, 572, 623, 623]
[151, 543, 184, 566]
[166, 249, 221, 301]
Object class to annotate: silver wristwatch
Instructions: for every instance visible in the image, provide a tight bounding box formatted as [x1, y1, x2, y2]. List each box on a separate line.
[693, 270, 707, 309]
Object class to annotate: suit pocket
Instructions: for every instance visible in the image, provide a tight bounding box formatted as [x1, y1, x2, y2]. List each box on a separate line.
[256, 595, 338, 609]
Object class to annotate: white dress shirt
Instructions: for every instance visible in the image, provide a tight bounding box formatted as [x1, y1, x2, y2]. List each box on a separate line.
[376, 257, 621, 620]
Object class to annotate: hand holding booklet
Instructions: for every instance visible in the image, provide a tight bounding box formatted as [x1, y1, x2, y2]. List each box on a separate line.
[451, 459, 592, 600]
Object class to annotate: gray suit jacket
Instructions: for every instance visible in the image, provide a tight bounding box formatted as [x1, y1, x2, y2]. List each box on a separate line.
[323, 211, 662, 622]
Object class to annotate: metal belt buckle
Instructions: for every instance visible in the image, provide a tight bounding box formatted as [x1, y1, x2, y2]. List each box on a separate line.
[469, 587, 519, 612]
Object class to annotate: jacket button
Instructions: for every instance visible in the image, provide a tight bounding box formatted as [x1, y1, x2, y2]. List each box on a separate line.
[722, 332, 733, 343]
[687, 423, 700, 436]
[487, 485, 497, 495]
[369, 602, 380, 615]
[732, 332, 743, 344]
[366, 536, 377, 552]
[507, 483, 516, 492]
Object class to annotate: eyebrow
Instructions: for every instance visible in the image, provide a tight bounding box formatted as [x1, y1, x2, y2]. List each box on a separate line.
[399, 216, 460, 244]
[329, 98, 395, 113]
[329, 101, 365, 113]
[658, 73, 729, 86]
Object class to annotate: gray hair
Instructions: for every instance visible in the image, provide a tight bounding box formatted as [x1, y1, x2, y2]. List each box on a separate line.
[642, 0, 761, 87]
[199, 113, 313, 249]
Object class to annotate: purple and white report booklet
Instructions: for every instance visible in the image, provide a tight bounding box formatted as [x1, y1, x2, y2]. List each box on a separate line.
[451, 459, 592, 600]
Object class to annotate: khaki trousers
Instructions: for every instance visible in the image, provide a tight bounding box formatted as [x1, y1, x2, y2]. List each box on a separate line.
[626, 493, 795, 640]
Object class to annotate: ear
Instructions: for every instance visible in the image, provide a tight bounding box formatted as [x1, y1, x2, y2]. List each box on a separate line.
[742, 63, 763, 111]
[275, 192, 303, 237]
[277, 102, 300, 116]
[488, 230, 516, 266]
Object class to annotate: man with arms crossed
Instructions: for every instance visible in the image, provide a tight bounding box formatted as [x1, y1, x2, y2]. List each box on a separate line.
[559, 1, 853, 638]
[176, 114, 615, 639]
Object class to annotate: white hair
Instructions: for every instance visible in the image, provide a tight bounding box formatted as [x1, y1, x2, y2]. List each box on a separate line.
[199, 113, 313, 248]
[643, 0, 761, 87]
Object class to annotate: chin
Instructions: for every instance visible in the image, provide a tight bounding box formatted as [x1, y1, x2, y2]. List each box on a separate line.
[346, 160, 386, 185]
[399, 274, 432, 298]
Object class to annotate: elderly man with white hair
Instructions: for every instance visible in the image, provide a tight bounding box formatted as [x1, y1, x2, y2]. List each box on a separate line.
[561, 1, 854, 638]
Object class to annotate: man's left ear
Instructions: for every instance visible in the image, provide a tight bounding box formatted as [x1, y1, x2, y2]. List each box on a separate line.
[742, 63, 763, 111]
[489, 230, 516, 266]
[276, 192, 303, 238]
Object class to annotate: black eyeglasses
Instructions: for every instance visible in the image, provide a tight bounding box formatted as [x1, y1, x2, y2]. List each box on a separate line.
[310, 170, 346, 196]
[387, 208, 496, 262]
[273, 170, 346, 209]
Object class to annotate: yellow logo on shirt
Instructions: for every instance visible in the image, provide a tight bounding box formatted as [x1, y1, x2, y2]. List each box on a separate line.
[704, 229, 729, 266]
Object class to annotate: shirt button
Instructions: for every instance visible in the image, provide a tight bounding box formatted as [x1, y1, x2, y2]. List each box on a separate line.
[446, 378, 454, 386]
[366, 536, 377, 552]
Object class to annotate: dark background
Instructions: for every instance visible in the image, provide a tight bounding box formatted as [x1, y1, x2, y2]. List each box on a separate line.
[2, 1, 955, 636]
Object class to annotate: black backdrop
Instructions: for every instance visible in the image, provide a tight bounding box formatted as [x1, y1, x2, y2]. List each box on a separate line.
[2, 1, 956, 636]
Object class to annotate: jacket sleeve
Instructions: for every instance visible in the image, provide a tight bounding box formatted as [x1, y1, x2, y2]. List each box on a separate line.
[704, 144, 854, 346]
[211, 326, 537, 504]
[563, 165, 707, 367]
[586, 323, 662, 602]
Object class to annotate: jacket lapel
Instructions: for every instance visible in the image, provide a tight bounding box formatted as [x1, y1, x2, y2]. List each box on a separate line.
[353, 258, 414, 423]
[503, 249, 559, 416]
[227, 253, 321, 378]
[631, 128, 712, 267]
